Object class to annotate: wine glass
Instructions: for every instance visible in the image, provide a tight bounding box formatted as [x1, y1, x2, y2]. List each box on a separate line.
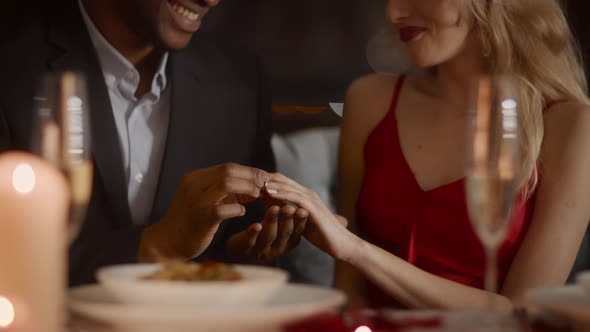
[32, 71, 93, 244]
[465, 75, 521, 310]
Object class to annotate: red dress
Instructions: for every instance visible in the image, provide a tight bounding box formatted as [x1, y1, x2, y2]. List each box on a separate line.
[355, 75, 536, 308]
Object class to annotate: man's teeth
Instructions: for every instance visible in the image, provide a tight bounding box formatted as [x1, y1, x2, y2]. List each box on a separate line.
[171, 2, 200, 21]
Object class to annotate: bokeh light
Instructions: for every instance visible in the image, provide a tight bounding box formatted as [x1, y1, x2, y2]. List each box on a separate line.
[501, 98, 518, 110]
[0, 296, 15, 328]
[355, 325, 372, 332]
[12, 163, 36, 194]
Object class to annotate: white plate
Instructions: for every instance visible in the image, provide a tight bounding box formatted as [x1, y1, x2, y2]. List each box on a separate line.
[525, 285, 590, 323]
[96, 264, 288, 308]
[69, 284, 346, 332]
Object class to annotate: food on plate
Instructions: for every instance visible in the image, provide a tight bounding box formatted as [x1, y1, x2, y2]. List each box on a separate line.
[142, 260, 243, 282]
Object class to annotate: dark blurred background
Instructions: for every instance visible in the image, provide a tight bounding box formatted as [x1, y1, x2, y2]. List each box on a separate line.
[198, 0, 590, 106]
[200, 0, 388, 106]
[565, 0, 590, 78]
[3, 0, 587, 106]
[196, 0, 590, 135]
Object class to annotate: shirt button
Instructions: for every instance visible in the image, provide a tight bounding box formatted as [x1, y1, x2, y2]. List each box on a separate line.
[135, 173, 144, 183]
[105, 74, 116, 86]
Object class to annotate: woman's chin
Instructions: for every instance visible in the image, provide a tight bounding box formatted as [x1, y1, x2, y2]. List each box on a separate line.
[405, 49, 444, 69]
[408, 56, 438, 69]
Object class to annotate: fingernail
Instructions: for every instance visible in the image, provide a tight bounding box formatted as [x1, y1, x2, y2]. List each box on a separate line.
[267, 189, 278, 195]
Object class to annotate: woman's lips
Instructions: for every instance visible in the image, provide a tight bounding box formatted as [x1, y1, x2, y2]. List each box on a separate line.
[399, 27, 426, 43]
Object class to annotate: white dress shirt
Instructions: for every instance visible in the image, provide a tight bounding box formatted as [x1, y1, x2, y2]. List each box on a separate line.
[79, 1, 170, 225]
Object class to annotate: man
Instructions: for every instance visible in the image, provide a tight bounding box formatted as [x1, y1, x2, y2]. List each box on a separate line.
[0, 0, 307, 285]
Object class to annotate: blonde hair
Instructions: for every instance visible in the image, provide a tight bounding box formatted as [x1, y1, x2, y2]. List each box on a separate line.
[470, 0, 590, 197]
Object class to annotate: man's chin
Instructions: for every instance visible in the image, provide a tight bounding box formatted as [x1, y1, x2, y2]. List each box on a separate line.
[156, 29, 194, 51]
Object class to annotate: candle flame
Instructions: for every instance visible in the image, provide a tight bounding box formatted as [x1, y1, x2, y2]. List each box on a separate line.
[355, 326, 372, 332]
[0, 296, 15, 328]
[11, 163, 36, 194]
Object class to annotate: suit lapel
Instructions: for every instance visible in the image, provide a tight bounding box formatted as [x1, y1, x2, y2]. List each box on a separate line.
[47, 1, 132, 226]
[149, 41, 217, 223]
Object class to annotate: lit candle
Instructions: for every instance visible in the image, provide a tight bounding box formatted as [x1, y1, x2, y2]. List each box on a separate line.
[0, 152, 69, 332]
[0, 296, 33, 332]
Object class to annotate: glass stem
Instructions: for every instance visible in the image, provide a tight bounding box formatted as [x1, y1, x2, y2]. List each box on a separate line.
[68, 203, 87, 244]
[484, 245, 498, 311]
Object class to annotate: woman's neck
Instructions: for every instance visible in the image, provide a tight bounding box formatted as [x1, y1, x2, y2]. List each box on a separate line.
[427, 34, 486, 110]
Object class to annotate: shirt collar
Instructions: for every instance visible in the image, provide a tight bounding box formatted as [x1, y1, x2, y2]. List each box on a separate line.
[78, 0, 169, 99]
[153, 53, 169, 95]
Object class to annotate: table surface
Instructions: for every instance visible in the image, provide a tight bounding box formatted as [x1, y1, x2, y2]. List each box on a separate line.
[66, 308, 587, 332]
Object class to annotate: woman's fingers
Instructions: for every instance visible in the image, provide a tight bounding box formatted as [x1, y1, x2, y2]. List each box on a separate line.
[264, 186, 310, 211]
[268, 173, 310, 193]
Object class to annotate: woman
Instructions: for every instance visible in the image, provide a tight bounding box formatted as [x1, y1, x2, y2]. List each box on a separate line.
[265, 0, 590, 310]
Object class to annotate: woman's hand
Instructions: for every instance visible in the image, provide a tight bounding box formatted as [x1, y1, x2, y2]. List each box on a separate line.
[265, 173, 362, 262]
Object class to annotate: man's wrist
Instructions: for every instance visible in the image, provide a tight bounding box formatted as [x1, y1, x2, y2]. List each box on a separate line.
[138, 225, 160, 262]
[139, 223, 179, 262]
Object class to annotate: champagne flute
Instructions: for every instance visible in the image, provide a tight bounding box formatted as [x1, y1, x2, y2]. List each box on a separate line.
[465, 75, 521, 310]
[32, 71, 93, 244]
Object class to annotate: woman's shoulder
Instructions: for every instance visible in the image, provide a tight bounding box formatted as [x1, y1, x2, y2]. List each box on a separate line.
[347, 73, 400, 93]
[346, 73, 400, 104]
[343, 73, 403, 122]
[544, 101, 590, 127]
[545, 100, 590, 114]
[542, 101, 590, 157]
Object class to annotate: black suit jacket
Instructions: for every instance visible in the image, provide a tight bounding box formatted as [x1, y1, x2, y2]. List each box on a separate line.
[0, 1, 275, 286]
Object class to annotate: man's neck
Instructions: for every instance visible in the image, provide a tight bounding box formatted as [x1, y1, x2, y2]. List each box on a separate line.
[81, 0, 164, 97]
[135, 52, 164, 98]
[81, 0, 160, 70]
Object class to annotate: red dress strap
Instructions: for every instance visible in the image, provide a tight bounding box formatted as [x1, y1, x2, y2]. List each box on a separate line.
[544, 99, 566, 112]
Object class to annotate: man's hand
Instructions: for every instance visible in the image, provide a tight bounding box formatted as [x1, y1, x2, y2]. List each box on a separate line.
[138, 163, 269, 262]
[226, 205, 308, 262]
